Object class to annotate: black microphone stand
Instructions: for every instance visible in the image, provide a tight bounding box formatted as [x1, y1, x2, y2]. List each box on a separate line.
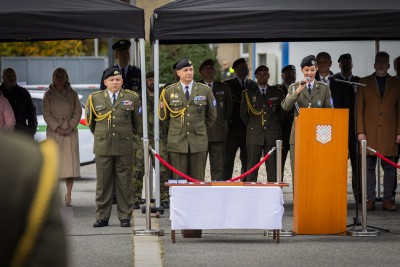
[339, 78, 389, 233]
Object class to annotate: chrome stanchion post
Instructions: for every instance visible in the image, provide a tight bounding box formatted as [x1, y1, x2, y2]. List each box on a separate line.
[134, 39, 163, 237]
[347, 140, 379, 236]
[265, 140, 293, 237]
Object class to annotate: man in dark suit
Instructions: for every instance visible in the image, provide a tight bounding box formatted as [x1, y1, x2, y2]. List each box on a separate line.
[87, 68, 142, 227]
[315, 52, 334, 85]
[198, 59, 233, 180]
[100, 39, 141, 93]
[159, 59, 217, 181]
[223, 58, 257, 179]
[240, 65, 285, 182]
[275, 65, 296, 180]
[329, 53, 361, 203]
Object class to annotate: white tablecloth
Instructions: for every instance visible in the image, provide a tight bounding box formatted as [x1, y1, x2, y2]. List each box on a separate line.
[170, 186, 284, 230]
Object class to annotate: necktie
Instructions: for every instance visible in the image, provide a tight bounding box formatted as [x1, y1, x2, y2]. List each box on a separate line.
[261, 89, 265, 95]
[241, 80, 245, 89]
[308, 84, 312, 95]
[121, 67, 126, 80]
[322, 77, 327, 83]
[112, 93, 116, 106]
[185, 86, 190, 100]
[208, 83, 212, 88]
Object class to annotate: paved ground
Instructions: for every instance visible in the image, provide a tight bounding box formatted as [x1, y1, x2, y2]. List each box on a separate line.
[63, 160, 400, 267]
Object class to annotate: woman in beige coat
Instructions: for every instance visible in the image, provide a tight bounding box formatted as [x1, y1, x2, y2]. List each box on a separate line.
[43, 68, 82, 206]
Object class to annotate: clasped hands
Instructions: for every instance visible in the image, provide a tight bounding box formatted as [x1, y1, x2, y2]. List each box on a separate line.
[56, 126, 74, 136]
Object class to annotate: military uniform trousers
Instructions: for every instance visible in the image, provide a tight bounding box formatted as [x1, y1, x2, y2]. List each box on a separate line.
[95, 155, 134, 221]
[246, 143, 276, 182]
[224, 137, 247, 179]
[207, 141, 226, 180]
[169, 150, 207, 181]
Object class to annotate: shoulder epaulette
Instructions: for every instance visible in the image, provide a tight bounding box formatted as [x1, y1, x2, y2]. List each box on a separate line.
[164, 83, 175, 91]
[91, 90, 102, 95]
[243, 89, 248, 93]
[125, 89, 139, 95]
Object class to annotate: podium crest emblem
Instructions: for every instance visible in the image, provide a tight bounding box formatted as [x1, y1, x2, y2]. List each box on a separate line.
[316, 125, 332, 144]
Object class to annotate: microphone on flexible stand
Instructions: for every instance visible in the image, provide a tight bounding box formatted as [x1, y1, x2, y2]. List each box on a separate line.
[328, 76, 366, 87]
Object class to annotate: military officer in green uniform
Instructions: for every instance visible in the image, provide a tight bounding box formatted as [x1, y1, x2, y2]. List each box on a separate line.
[86, 67, 142, 227]
[159, 59, 217, 181]
[0, 133, 67, 267]
[198, 59, 233, 180]
[240, 65, 285, 182]
[281, 55, 333, 177]
[133, 71, 169, 207]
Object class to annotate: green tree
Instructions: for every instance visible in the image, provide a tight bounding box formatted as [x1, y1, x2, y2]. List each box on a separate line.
[146, 43, 221, 85]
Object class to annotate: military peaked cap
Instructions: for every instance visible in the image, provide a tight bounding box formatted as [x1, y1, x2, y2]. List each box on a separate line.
[199, 59, 214, 71]
[232, 58, 246, 69]
[112, 39, 131, 51]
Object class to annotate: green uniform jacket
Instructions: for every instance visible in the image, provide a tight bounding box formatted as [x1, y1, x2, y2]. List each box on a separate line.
[160, 81, 217, 153]
[87, 89, 141, 156]
[240, 84, 285, 145]
[199, 80, 233, 142]
[281, 81, 333, 144]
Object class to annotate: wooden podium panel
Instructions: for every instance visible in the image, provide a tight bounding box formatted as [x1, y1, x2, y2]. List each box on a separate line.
[293, 108, 348, 234]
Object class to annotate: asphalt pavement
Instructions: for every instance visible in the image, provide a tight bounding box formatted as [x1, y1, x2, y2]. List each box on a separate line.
[63, 163, 400, 267]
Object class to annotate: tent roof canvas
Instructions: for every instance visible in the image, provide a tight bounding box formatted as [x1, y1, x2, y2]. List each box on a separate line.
[152, 0, 400, 44]
[0, 0, 144, 41]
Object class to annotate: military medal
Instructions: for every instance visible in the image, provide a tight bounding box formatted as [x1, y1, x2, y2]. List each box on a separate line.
[175, 94, 178, 98]
[317, 100, 322, 107]
[252, 96, 257, 103]
[220, 102, 223, 108]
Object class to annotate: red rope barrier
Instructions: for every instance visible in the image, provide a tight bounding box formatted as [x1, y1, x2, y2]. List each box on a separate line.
[374, 151, 400, 169]
[152, 148, 273, 183]
[153, 153, 202, 183]
[227, 153, 271, 182]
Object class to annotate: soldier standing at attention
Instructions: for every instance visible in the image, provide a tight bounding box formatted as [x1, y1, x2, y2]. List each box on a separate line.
[100, 39, 141, 93]
[86, 68, 142, 227]
[224, 58, 258, 179]
[159, 59, 217, 181]
[198, 59, 233, 180]
[281, 55, 333, 177]
[132, 71, 170, 209]
[241, 65, 285, 182]
[275, 65, 296, 179]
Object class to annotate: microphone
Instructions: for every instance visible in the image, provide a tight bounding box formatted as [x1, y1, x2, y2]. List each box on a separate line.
[300, 77, 310, 85]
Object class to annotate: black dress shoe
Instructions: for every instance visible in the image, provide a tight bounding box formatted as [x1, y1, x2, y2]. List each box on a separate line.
[133, 202, 141, 209]
[120, 219, 131, 227]
[93, 219, 108, 227]
[162, 201, 169, 209]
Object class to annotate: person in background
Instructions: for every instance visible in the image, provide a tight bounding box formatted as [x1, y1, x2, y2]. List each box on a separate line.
[198, 59, 233, 180]
[221, 60, 234, 80]
[0, 67, 37, 137]
[223, 58, 258, 179]
[132, 71, 169, 209]
[0, 133, 67, 267]
[87, 68, 142, 227]
[329, 53, 361, 203]
[315, 52, 334, 86]
[275, 65, 296, 180]
[393, 55, 400, 204]
[241, 65, 285, 182]
[43, 67, 82, 207]
[100, 39, 141, 93]
[357, 51, 400, 212]
[281, 55, 333, 177]
[159, 59, 217, 181]
[0, 90, 15, 131]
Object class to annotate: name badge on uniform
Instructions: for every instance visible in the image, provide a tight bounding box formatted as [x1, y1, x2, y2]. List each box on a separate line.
[220, 102, 224, 108]
[252, 96, 257, 103]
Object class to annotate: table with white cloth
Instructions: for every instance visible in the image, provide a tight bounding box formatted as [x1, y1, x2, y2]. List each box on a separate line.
[169, 185, 285, 243]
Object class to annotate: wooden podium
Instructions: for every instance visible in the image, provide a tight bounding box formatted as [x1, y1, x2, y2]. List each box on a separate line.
[293, 108, 348, 234]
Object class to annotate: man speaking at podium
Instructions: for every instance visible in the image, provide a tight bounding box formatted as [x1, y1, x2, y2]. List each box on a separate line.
[281, 55, 333, 177]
